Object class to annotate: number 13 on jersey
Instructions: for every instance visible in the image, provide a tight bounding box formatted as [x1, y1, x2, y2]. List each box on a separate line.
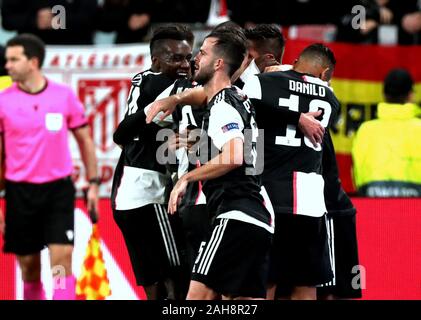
[275, 93, 331, 151]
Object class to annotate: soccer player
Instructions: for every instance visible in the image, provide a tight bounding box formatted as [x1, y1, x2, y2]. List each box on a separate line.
[317, 132, 362, 300]
[167, 29, 273, 300]
[143, 22, 247, 279]
[0, 34, 99, 300]
[264, 63, 362, 300]
[146, 26, 324, 147]
[243, 43, 339, 300]
[145, 73, 209, 273]
[159, 78, 210, 272]
[111, 24, 193, 300]
[235, 24, 286, 87]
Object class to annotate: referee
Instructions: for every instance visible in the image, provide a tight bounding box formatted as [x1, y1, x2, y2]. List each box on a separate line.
[0, 34, 99, 300]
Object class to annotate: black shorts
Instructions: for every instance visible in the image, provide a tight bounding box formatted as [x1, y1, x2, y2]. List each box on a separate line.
[317, 214, 362, 299]
[3, 177, 75, 256]
[113, 203, 187, 287]
[178, 204, 213, 270]
[191, 218, 272, 299]
[269, 214, 333, 295]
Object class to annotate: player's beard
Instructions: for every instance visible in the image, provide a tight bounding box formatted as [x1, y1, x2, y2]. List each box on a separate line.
[193, 63, 214, 85]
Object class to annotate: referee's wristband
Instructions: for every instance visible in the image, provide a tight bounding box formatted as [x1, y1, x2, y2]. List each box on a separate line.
[88, 177, 101, 186]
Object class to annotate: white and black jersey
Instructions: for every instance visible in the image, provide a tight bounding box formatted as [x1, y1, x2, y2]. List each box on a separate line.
[323, 131, 356, 217]
[234, 59, 261, 89]
[168, 78, 208, 210]
[243, 70, 340, 217]
[111, 70, 175, 211]
[145, 77, 207, 209]
[200, 87, 273, 232]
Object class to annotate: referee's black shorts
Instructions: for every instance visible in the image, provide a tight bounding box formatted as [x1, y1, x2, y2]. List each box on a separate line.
[3, 177, 75, 256]
[113, 203, 187, 287]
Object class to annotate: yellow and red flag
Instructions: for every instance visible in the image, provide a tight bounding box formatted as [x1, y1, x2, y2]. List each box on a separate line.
[76, 224, 111, 300]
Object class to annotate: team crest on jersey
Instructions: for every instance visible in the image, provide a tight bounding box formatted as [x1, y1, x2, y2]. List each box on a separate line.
[221, 122, 239, 132]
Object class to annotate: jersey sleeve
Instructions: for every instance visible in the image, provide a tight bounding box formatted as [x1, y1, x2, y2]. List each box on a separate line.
[143, 81, 175, 127]
[155, 81, 175, 100]
[67, 88, 88, 130]
[328, 94, 341, 128]
[208, 101, 245, 151]
[243, 74, 301, 127]
[242, 75, 262, 100]
[113, 73, 174, 145]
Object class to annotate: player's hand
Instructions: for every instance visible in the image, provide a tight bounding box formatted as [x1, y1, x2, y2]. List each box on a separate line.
[167, 132, 181, 153]
[264, 64, 293, 73]
[128, 13, 150, 31]
[167, 130, 195, 152]
[402, 12, 421, 34]
[145, 96, 177, 124]
[87, 184, 100, 223]
[379, 7, 393, 24]
[37, 8, 53, 30]
[168, 178, 188, 214]
[0, 208, 5, 234]
[298, 111, 324, 147]
[360, 19, 378, 35]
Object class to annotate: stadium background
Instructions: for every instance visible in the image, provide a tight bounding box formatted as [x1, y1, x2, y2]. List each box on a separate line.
[0, 11, 420, 299]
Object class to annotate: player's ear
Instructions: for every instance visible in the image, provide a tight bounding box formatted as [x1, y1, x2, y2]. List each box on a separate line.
[214, 58, 223, 71]
[265, 53, 275, 61]
[279, 47, 285, 64]
[151, 55, 160, 69]
[320, 67, 330, 81]
[29, 56, 41, 70]
[408, 90, 414, 103]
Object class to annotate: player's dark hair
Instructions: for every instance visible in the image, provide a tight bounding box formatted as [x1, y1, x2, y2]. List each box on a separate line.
[6, 33, 46, 68]
[150, 24, 194, 56]
[300, 43, 336, 79]
[205, 29, 247, 77]
[300, 43, 336, 68]
[212, 21, 243, 33]
[245, 24, 285, 62]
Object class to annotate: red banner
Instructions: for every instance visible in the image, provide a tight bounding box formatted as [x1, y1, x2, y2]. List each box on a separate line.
[354, 198, 421, 299]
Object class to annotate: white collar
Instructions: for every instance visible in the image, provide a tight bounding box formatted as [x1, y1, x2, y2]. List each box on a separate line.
[240, 59, 260, 83]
